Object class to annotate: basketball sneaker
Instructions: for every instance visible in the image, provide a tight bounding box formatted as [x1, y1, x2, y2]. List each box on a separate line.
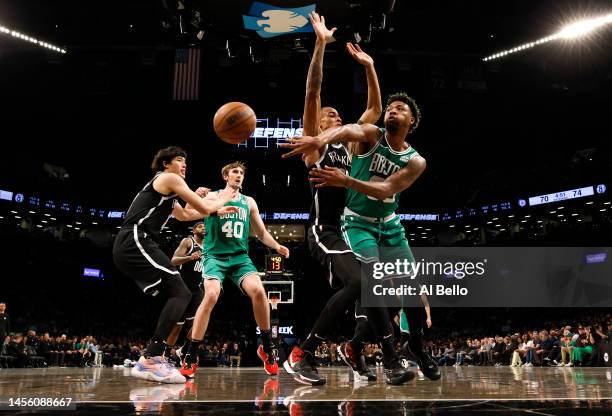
[338, 342, 373, 382]
[403, 344, 441, 381]
[283, 346, 325, 385]
[131, 356, 186, 384]
[179, 353, 199, 379]
[257, 344, 279, 376]
[384, 356, 417, 385]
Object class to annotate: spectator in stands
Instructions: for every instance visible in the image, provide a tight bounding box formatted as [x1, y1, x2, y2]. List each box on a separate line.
[492, 336, 506, 366]
[218, 343, 230, 367]
[501, 335, 516, 365]
[571, 327, 591, 366]
[438, 342, 456, 366]
[511, 334, 528, 366]
[0, 302, 10, 343]
[467, 338, 480, 364]
[228, 342, 242, 367]
[559, 327, 574, 366]
[79, 337, 93, 367]
[39, 333, 58, 366]
[543, 330, 561, 366]
[536, 330, 554, 365]
[524, 331, 540, 366]
[454, 340, 468, 366]
[589, 325, 604, 367]
[8, 334, 28, 367]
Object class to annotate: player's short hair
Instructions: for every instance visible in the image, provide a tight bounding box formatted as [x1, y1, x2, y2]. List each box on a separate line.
[385, 92, 421, 132]
[151, 146, 187, 173]
[192, 221, 204, 231]
[221, 161, 247, 179]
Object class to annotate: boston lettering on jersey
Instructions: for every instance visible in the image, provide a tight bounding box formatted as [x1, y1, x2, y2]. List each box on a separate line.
[345, 129, 419, 218]
[204, 193, 251, 256]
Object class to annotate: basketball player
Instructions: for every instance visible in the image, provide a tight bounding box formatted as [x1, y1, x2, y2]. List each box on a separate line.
[180, 161, 290, 378]
[165, 221, 206, 358]
[282, 92, 441, 381]
[113, 146, 238, 383]
[282, 11, 415, 386]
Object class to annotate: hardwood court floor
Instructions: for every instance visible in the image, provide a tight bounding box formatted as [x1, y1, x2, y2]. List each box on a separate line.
[0, 366, 611, 415]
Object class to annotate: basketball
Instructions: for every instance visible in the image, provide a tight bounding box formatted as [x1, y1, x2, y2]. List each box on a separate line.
[213, 102, 256, 144]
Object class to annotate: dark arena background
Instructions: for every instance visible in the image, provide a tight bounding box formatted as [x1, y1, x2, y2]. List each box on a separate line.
[1, 1, 612, 415]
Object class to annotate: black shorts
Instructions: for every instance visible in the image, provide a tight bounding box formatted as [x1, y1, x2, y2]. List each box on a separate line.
[179, 288, 204, 324]
[113, 226, 183, 296]
[307, 224, 361, 289]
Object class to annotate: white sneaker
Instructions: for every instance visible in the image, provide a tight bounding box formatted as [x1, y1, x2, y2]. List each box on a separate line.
[524, 362, 533, 367]
[557, 362, 565, 367]
[131, 356, 186, 384]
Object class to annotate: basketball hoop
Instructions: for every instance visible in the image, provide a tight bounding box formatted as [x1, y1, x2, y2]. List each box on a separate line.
[269, 296, 280, 311]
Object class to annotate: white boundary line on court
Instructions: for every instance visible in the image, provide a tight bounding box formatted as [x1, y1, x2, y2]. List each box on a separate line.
[74, 397, 612, 403]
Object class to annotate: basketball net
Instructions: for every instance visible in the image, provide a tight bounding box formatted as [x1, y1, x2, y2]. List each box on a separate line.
[269, 296, 280, 311]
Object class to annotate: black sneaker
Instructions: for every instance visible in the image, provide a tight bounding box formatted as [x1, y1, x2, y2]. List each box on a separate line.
[283, 346, 326, 386]
[384, 356, 417, 385]
[404, 345, 441, 381]
[356, 354, 377, 382]
[338, 342, 370, 382]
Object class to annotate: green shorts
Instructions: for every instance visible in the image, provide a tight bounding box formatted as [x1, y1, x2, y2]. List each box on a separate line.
[203, 253, 258, 292]
[340, 212, 415, 264]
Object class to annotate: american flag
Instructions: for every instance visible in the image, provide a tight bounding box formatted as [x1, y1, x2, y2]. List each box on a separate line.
[172, 48, 201, 101]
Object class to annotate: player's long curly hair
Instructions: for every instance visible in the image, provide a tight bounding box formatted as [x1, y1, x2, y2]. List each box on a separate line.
[385, 92, 421, 133]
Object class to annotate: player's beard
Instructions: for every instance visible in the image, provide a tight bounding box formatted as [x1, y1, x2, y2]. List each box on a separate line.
[385, 120, 399, 133]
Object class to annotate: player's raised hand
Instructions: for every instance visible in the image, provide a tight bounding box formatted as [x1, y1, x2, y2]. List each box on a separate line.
[195, 187, 210, 198]
[309, 166, 349, 188]
[309, 11, 336, 43]
[276, 245, 290, 258]
[280, 136, 324, 158]
[346, 42, 373, 66]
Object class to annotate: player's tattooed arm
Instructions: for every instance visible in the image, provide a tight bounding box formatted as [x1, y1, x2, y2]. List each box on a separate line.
[247, 197, 290, 258]
[309, 155, 426, 200]
[302, 12, 336, 166]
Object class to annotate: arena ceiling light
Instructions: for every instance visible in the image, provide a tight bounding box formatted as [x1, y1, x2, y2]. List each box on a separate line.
[483, 13, 612, 61]
[0, 23, 67, 54]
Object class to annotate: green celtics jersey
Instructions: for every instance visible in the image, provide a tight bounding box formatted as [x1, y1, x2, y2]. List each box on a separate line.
[204, 192, 250, 256]
[345, 128, 420, 218]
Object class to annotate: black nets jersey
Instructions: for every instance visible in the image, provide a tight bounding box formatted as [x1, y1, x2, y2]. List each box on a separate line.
[308, 143, 351, 227]
[121, 172, 177, 241]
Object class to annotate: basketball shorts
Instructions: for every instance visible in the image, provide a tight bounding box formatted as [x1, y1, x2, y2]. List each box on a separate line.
[203, 253, 258, 293]
[340, 212, 415, 265]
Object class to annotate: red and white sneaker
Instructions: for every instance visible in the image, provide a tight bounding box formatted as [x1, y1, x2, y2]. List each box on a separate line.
[257, 344, 279, 376]
[179, 354, 199, 379]
[283, 346, 325, 385]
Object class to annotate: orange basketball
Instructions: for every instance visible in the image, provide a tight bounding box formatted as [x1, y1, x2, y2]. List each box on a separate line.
[213, 102, 256, 144]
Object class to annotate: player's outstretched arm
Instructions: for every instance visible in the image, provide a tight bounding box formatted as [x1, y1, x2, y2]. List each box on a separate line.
[310, 155, 426, 200]
[346, 42, 382, 125]
[248, 197, 290, 258]
[156, 173, 238, 220]
[281, 123, 380, 159]
[302, 12, 336, 166]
